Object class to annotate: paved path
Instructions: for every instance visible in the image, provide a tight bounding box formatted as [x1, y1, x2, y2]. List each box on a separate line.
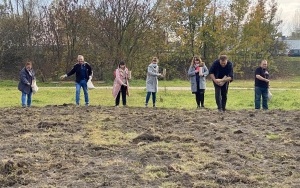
[40, 87, 300, 91]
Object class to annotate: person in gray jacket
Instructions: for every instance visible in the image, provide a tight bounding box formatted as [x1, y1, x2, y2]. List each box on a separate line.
[18, 61, 36, 107]
[145, 57, 163, 107]
[188, 57, 209, 108]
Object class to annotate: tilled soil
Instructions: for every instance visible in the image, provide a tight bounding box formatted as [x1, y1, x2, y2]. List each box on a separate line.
[0, 105, 299, 188]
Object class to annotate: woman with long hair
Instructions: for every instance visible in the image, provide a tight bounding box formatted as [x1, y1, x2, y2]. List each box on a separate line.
[188, 56, 209, 108]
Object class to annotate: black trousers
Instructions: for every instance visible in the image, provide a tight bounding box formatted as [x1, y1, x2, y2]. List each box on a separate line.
[195, 89, 205, 107]
[214, 82, 229, 110]
[194, 81, 205, 107]
[116, 85, 127, 106]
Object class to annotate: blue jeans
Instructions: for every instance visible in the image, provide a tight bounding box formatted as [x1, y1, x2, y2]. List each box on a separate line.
[145, 92, 156, 106]
[21, 91, 32, 107]
[255, 86, 268, 109]
[76, 80, 89, 105]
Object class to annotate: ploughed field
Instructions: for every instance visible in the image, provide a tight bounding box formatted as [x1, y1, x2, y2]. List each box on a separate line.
[0, 105, 299, 187]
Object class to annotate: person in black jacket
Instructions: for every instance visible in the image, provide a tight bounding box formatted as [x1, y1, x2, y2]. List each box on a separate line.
[60, 55, 93, 106]
[209, 55, 233, 112]
[18, 61, 36, 107]
[254, 60, 270, 110]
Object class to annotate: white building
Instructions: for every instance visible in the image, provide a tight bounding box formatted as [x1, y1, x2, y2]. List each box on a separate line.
[284, 40, 300, 49]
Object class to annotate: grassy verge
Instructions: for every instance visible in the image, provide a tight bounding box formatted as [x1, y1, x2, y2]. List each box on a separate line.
[0, 86, 299, 110]
[2, 76, 300, 88]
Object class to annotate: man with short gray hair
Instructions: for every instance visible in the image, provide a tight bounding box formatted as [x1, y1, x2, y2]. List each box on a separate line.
[60, 55, 93, 106]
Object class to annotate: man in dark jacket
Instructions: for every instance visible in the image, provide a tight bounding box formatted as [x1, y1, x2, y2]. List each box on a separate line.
[18, 61, 35, 107]
[254, 60, 270, 110]
[60, 55, 93, 106]
[209, 55, 233, 112]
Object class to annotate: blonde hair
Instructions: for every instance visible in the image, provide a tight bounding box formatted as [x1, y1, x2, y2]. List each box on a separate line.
[77, 55, 84, 61]
[25, 61, 32, 66]
[199, 61, 205, 67]
[261, 59, 267, 63]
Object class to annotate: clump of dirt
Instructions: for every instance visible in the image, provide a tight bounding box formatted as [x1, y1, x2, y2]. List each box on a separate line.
[0, 160, 30, 186]
[132, 132, 161, 144]
[0, 106, 299, 187]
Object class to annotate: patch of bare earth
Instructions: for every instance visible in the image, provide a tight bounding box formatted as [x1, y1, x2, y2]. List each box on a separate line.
[0, 105, 299, 187]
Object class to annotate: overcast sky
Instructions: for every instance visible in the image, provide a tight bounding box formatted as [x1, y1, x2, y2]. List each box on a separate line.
[30, 0, 300, 36]
[275, 0, 300, 36]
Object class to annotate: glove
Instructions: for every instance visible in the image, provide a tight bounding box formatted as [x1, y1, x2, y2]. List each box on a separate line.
[60, 74, 67, 79]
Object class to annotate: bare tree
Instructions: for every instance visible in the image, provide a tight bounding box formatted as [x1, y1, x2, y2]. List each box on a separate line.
[85, 0, 161, 79]
[290, 9, 300, 39]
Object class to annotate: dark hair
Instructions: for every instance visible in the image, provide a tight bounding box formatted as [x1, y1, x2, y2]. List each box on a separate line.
[152, 57, 158, 62]
[219, 55, 228, 61]
[119, 61, 125, 68]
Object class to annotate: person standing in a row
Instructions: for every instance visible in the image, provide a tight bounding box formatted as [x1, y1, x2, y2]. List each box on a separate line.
[209, 55, 233, 112]
[254, 60, 270, 110]
[188, 56, 209, 108]
[145, 57, 163, 107]
[18, 61, 36, 107]
[60, 55, 93, 106]
[112, 61, 131, 107]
